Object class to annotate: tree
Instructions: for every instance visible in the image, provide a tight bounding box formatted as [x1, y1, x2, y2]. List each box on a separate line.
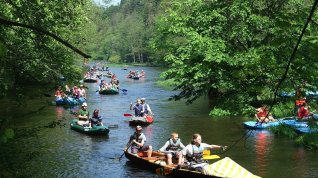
[154, 0, 318, 115]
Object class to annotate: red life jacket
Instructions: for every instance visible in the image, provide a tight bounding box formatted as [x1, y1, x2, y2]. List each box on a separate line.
[298, 106, 309, 119]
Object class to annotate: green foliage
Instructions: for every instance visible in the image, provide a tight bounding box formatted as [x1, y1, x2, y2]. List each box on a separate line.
[153, 0, 318, 115]
[87, 0, 163, 64]
[0, 128, 14, 143]
[0, 0, 92, 97]
[295, 133, 318, 150]
[269, 125, 297, 139]
[209, 108, 231, 117]
[108, 54, 121, 63]
[156, 78, 179, 89]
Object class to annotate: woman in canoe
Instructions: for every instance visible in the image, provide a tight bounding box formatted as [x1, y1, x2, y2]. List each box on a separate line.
[182, 133, 227, 171]
[90, 109, 103, 126]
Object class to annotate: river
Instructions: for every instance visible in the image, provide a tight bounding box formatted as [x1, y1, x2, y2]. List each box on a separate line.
[0, 66, 317, 178]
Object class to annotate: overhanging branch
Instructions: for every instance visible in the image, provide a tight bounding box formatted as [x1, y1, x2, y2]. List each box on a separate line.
[0, 17, 91, 58]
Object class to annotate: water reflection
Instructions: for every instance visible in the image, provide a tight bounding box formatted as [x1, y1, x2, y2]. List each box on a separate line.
[55, 106, 65, 120]
[254, 130, 271, 177]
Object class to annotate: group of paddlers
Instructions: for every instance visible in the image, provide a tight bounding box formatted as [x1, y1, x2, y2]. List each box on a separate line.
[127, 70, 145, 78]
[255, 97, 315, 123]
[129, 97, 153, 117]
[76, 102, 103, 127]
[98, 74, 119, 91]
[125, 126, 227, 172]
[55, 84, 86, 100]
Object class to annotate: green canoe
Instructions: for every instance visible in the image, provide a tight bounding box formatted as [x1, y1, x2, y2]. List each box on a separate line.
[70, 119, 109, 135]
[99, 88, 119, 95]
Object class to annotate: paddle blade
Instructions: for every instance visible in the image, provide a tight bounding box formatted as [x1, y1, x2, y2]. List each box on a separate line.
[145, 115, 154, 123]
[203, 155, 220, 160]
[108, 124, 118, 128]
[124, 113, 133, 117]
[121, 89, 128, 92]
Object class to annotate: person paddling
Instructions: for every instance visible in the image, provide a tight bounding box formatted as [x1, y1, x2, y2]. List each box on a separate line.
[77, 102, 90, 127]
[159, 132, 185, 165]
[91, 109, 103, 126]
[125, 125, 152, 158]
[182, 133, 227, 172]
[130, 98, 143, 117]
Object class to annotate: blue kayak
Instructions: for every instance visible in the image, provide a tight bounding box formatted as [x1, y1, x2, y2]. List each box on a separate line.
[243, 121, 281, 129]
[243, 118, 318, 129]
[295, 127, 318, 134]
[55, 96, 86, 106]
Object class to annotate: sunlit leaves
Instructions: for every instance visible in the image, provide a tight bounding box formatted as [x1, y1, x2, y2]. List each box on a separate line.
[155, 0, 318, 115]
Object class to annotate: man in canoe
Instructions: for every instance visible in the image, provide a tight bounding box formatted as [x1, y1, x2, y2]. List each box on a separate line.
[77, 102, 90, 127]
[159, 132, 185, 165]
[140, 98, 153, 116]
[125, 125, 152, 158]
[130, 98, 143, 117]
[182, 133, 227, 172]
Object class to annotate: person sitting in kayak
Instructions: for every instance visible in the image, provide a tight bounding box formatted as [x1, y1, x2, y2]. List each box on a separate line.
[159, 132, 185, 165]
[79, 85, 86, 99]
[55, 86, 62, 97]
[295, 97, 307, 114]
[298, 103, 314, 121]
[255, 106, 275, 123]
[182, 133, 227, 172]
[130, 98, 143, 117]
[72, 86, 80, 99]
[90, 109, 103, 126]
[125, 125, 152, 158]
[77, 103, 90, 127]
[140, 98, 153, 117]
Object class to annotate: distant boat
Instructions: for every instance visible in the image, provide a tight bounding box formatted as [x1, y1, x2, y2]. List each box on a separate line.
[70, 119, 109, 135]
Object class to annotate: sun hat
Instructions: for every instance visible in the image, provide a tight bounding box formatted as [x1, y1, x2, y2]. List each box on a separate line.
[82, 102, 88, 107]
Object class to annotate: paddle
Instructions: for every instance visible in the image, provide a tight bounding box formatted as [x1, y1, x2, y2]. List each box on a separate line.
[203, 155, 220, 160]
[124, 113, 133, 117]
[108, 124, 118, 128]
[118, 142, 133, 161]
[120, 89, 128, 92]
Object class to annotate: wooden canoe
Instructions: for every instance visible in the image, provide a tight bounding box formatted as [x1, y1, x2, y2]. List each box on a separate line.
[125, 151, 260, 178]
[124, 151, 219, 178]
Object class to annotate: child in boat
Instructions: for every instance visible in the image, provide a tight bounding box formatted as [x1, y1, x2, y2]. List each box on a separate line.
[125, 125, 152, 158]
[159, 132, 185, 165]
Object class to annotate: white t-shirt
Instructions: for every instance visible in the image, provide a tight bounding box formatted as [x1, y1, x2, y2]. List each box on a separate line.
[183, 143, 210, 156]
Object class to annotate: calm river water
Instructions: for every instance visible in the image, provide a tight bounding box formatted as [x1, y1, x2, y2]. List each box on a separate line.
[0, 67, 317, 178]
